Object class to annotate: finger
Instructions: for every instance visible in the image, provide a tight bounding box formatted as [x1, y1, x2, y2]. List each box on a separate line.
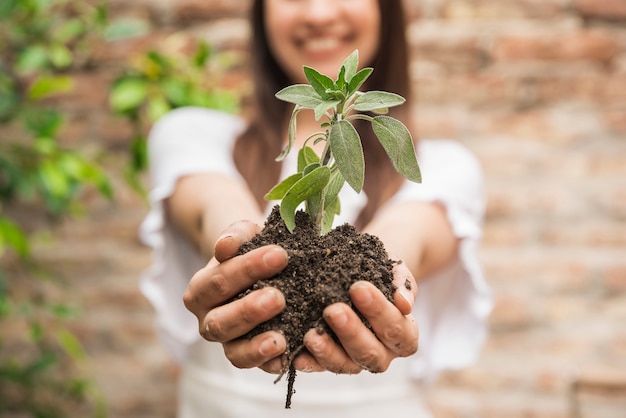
[291, 350, 326, 373]
[202, 287, 285, 342]
[223, 331, 286, 369]
[323, 302, 393, 373]
[301, 328, 362, 374]
[183, 245, 288, 315]
[391, 260, 418, 315]
[350, 281, 419, 357]
[214, 220, 262, 262]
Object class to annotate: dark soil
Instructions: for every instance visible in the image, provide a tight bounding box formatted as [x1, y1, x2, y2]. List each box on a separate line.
[235, 205, 397, 408]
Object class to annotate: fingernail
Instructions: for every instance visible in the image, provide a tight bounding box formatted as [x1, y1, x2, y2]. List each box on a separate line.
[325, 305, 348, 328]
[351, 282, 373, 306]
[217, 232, 233, 243]
[398, 285, 413, 306]
[262, 247, 288, 269]
[259, 338, 279, 357]
[306, 332, 323, 355]
[257, 288, 281, 311]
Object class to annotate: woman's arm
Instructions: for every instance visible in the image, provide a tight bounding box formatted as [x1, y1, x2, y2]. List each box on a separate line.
[166, 172, 265, 259]
[364, 200, 458, 282]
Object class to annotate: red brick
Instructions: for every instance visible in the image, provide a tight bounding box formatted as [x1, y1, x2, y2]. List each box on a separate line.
[489, 293, 534, 330]
[172, 0, 251, 24]
[603, 263, 626, 293]
[493, 30, 619, 63]
[574, 0, 626, 20]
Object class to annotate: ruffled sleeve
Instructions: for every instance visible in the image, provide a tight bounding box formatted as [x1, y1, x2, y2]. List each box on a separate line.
[138, 107, 245, 362]
[392, 140, 493, 380]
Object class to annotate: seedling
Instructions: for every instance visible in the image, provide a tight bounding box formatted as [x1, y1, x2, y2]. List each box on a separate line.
[266, 50, 421, 234]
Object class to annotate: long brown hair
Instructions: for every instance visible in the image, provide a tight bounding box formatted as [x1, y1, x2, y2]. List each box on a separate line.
[233, 0, 413, 229]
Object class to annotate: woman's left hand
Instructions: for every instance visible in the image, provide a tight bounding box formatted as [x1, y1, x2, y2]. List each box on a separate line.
[294, 261, 419, 374]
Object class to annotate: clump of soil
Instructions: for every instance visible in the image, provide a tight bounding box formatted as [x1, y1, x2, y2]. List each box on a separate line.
[235, 205, 397, 408]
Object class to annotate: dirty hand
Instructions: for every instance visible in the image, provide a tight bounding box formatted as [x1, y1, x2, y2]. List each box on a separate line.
[295, 261, 419, 374]
[183, 220, 290, 373]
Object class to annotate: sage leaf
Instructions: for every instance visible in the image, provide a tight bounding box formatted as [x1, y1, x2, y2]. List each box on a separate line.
[329, 119, 364, 193]
[265, 173, 302, 201]
[303, 66, 336, 99]
[280, 166, 331, 231]
[275, 84, 323, 108]
[372, 116, 421, 183]
[314, 99, 340, 121]
[297, 146, 320, 171]
[276, 106, 302, 161]
[347, 67, 373, 95]
[320, 197, 341, 235]
[340, 50, 359, 82]
[323, 169, 345, 210]
[354, 91, 405, 112]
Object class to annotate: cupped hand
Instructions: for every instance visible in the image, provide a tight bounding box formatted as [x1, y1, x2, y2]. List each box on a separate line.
[296, 260, 419, 374]
[183, 220, 290, 372]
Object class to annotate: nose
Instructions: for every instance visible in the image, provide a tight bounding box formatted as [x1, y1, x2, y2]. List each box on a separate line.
[301, 0, 340, 25]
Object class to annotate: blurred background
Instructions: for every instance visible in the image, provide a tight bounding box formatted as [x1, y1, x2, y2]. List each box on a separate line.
[1, 0, 624, 417]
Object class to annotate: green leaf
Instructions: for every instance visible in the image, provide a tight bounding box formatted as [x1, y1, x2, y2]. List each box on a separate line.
[354, 91, 405, 112]
[147, 95, 171, 122]
[303, 66, 336, 99]
[264, 173, 302, 201]
[314, 99, 340, 121]
[276, 106, 303, 161]
[297, 146, 320, 171]
[16, 45, 49, 73]
[320, 197, 340, 235]
[280, 166, 331, 232]
[48, 43, 73, 69]
[329, 120, 364, 193]
[347, 67, 373, 95]
[340, 50, 359, 82]
[371, 116, 421, 183]
[109, 78, 148, 112]
[0, 217, 29, 257]
[275, 84, 323, 108]
[324, 169, 345, 211]
[28, 75, 73, 100]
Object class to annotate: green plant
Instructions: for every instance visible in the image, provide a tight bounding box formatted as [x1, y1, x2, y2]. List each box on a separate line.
[109, 38, 240, 195]
[0, 0, 111, 416]
[266, 50, 421, 234]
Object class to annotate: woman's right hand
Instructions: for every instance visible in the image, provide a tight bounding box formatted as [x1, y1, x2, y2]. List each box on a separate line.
[182, 221, 290, 373]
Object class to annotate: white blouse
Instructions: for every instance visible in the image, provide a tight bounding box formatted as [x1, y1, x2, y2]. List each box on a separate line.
[139, 107, 492, 417]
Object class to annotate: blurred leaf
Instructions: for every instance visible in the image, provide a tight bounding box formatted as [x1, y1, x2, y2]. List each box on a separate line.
[104, 17, 150, 41]
[0, 216, 29, 257]
[47, 44, 73, 69]
[109, 78, 148, 112]
[16, 44, 49, 74]
[28, 75, 73, 100]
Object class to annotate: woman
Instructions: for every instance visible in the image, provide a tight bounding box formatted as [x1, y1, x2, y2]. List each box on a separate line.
[139, 0, 492, 416]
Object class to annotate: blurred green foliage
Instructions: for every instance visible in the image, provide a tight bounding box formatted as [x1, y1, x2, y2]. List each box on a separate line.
[0, 0, 110, 416]
[109, 34, 240, 196]
[1, 1, 242, 416]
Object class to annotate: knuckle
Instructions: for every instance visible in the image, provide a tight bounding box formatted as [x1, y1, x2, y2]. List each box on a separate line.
[381, 322, 404, 343]
[206, 272, 231, 300]
[356, 348, 386, 373]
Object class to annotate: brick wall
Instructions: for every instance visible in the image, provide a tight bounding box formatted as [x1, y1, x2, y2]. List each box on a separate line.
[29, 0, 626, 416]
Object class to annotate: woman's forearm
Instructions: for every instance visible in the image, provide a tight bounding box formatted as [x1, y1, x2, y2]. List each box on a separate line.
[165, 173, 264, 259]
[363, 200, 458, 282]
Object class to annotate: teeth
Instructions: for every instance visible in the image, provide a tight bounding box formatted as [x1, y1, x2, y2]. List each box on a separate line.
[304, 38, 340, 52]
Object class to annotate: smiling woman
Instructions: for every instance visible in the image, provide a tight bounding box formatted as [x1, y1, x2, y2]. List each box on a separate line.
[139, 0, 492, 417]
[263, 0, 381, 84]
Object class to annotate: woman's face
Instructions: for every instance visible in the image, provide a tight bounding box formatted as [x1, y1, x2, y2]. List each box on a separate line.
[264, 0, 381, 84]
